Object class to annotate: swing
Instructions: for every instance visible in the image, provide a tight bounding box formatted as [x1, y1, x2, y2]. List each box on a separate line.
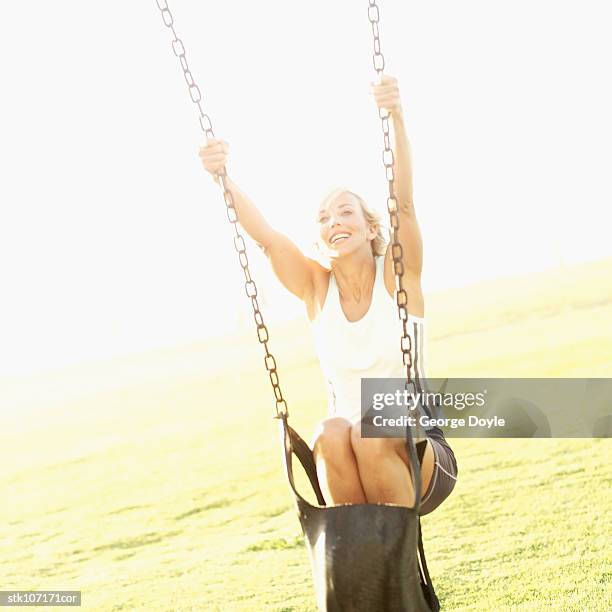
[155, 1, 440, 610]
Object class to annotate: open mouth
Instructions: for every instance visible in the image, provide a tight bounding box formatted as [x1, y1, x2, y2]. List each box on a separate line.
[330, 232, 351, 245]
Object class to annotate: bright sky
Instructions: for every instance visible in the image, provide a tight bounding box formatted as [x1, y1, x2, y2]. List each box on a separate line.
[1, 1, 610, 377]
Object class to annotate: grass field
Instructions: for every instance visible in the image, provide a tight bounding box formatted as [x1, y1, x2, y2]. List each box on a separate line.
[1, 258, 611, 611]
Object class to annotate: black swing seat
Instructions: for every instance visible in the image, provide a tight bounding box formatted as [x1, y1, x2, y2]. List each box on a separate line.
[278, 414, 440, 612]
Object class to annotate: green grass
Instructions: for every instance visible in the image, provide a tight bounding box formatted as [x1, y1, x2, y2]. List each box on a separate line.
[1, 258, 611, 610]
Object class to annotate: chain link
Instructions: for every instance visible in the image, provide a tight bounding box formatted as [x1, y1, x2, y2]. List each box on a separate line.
[155, 1, 288, 419]
[367, 0, 414, 390]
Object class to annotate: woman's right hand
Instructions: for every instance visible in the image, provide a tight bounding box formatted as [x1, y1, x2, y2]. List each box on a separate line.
[198, 138, 229, 181]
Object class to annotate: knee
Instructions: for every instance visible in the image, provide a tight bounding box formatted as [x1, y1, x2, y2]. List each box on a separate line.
[350, 421, 398, 460]
[311, 417, 353, 461]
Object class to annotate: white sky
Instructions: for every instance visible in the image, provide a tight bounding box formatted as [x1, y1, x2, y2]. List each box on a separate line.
[1, 1, 611, 377]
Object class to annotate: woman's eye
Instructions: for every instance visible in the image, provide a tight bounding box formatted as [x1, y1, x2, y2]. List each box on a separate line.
[319, 217, 328, 223]
[342, 210, 352, 215]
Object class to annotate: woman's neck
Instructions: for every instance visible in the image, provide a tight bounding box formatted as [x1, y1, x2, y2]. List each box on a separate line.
[331, 250, 377, 304]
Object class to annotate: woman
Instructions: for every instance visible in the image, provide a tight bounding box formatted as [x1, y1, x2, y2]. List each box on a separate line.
[199, 75, 457, 515]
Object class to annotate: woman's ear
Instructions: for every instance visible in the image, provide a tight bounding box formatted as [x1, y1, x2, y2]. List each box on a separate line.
[368, 224, 378, 240]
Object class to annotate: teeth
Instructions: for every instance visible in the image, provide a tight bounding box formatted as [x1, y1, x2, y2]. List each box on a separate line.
[331, 233, 350, 244]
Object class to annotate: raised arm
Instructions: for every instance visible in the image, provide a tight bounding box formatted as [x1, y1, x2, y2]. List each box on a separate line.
[198, 139, 317, 302]
[371, 76, 423, 282]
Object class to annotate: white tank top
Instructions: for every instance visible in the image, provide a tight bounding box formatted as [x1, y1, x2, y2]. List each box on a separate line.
[310, 255, 427, 423]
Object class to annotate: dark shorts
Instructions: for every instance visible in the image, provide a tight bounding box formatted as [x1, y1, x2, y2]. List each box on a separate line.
[416, 430, 458, 516]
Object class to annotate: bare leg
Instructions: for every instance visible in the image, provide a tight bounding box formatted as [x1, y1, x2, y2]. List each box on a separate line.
[311, 417, 367, 505]
[350, 421, 435, 506]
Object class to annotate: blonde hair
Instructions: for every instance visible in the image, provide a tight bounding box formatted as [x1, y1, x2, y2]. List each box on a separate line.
[316, 187, 387, 257]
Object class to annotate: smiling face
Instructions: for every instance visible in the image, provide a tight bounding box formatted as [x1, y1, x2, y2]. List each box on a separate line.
[317, 190, 378, 258]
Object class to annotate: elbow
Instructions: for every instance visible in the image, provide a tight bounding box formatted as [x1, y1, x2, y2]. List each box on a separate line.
[399, 198, 416, 217]
[255, 227, 278, 255]
[255, 241, 268, 255]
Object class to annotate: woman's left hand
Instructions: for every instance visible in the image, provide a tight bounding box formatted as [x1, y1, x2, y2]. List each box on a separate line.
[371, 74, 403, 117]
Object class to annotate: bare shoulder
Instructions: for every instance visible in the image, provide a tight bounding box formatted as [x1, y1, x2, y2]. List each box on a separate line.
[304, 258, 331, 322]
[383, 245, 425, 317]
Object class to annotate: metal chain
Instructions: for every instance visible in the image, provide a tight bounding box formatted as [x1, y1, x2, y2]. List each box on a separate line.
[155, 0, 289, 419]
[367, 0, 416, 396]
